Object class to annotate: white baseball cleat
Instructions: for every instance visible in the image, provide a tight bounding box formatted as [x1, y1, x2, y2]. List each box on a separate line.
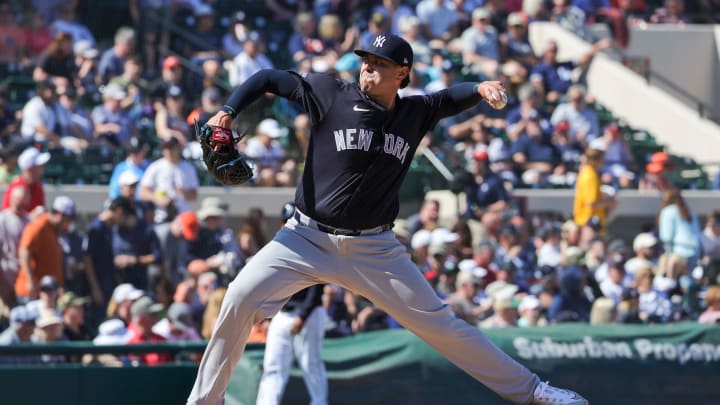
[531, 381, 589, 405]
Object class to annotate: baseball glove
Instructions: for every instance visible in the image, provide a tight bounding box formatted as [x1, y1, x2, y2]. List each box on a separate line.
[195, 120, 253, 185]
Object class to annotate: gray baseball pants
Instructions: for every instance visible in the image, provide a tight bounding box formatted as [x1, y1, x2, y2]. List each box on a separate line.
[187, 216, 540, 405]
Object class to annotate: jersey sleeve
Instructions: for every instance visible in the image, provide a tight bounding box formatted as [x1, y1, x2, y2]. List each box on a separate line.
[405, 82, 484, 134]
[286, 72, 339, 125]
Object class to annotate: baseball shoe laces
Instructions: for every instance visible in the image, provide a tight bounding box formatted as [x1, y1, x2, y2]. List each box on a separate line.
[531, 381, 589, 405]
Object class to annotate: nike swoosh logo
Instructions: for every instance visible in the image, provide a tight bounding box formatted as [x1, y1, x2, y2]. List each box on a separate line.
[353, 105, 371, 112]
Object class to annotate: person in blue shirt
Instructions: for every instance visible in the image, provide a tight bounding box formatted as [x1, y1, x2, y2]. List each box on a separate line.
[464, 149, 510, 220]
[107, 137, 150, 200]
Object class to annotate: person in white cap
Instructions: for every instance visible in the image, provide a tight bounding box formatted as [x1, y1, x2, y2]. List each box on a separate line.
[15, 196, 76, 301]
[2, 147, 50, 212]
[245, 118, 287, 186]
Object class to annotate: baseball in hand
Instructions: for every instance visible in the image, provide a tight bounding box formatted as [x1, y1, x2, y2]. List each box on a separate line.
[489, 91, 508, 110]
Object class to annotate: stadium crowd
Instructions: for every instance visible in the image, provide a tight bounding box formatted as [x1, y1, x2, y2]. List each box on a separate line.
[0, 0, 719, 364]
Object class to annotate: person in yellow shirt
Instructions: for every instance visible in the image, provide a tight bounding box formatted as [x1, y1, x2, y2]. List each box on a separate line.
[573, 149, 617, 231]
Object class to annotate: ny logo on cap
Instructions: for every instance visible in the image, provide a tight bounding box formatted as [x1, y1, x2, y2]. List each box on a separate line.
[373, 35, 387, 48]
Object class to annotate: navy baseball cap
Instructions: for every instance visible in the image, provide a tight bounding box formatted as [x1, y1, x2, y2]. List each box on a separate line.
[354, 33, 413, 69]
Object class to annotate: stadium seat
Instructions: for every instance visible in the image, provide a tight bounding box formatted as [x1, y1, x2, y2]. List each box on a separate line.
[81, 146, 119, 184]
[44, 147, 81, 184]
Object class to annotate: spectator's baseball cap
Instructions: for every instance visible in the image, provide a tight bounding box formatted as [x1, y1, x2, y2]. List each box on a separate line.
[51, 195, 76, 218]
[10, 305, 37, 326]
[485, 280, 519, 302]
[131, 296, 164, 317]
[410, 229, 433, 250]
[507, 12, 525, 27]
[162, 56, 181, 70]
[257, 118, 282, 139]
[455, 269, 483, 289]
[167, 85, 183, 98]
[198, 198, 226, 220]
[650, 151, 669, 164]
[194, 4, 214, 17]
[472, 7, 491, 21]
[18, 147, 50, 171]
[58, 291, 91, 311]
[563, 246, 585, 266]
[518, 295, 540, 312]
[118, 170, 140, 187]
[605, 123, 621, 136]
[127, 136, 147, 154]
[473, 149, 489, 161]
[554, 121, 571, 133]
[112, 283, 144, 303]
[102, 83, 127, 100]
[177, 211, 199, 240]
[354, 33, 413, 69]
[39, 275, 60, 292]
[93, 318, 131, 345]
[202, 87, 222, 103]
[36, 310, 62, 328]
[633, 232, 658, 251]
[608, 238, 630, 255]
[73, 39, 98, 59]
[167, 302, 193, 331]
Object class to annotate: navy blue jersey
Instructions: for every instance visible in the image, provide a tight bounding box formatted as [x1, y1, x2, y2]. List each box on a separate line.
[222, 70, 483, 229]
[288, 73, 480, 229]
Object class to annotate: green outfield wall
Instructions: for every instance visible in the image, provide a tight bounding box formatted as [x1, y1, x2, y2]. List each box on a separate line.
[0, 323, 718, 405]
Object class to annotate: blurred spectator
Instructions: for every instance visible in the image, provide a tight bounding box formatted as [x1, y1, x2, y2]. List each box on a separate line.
[228, 31, 273, 87]
[288, 12, 322, 63]
[245, 118, 289, 187]
[360, 12, 392, 53]
[57, 85, 93, 143]
[139, 137, 199, 224]
[155, 85, 190, 147]
[126, 295, 170, 365]
[92, 318, 131, 345]
[406, 199, 441, 238]
[447, 269, 489, 325]
[59, 291, 92, 341]
[33, 32, 76, 82]
[649, 0, 689, 24]
[415, 0, 460, 41]
[530, 39, 610, 103]
[373, 0, 416, 36]
[551, 0, 590, 41]
[625, 232, 658, 276]
[464, 149, 510, 220]
[20, 81, 62, 145]
[0, 185, 30, 305]
[22, 10, 53, 64]
[550, 85, 601, 147]
[425, 61, 458, 93]
[84, 197, 137, 307]
[50, 1, 95, 48]
[98, 26, 136, 84]
[111, 202, 162, 292]
[595, 238, 631, 284]
[634, 264, 672, 323]
[201, 286, 226, 340]
[92, 83, 136, 148]
[186, 87, 223, 133]
[129, 0, 170, 78]
[638, 151, 674, 191]
[149, 55, 188, 109]
[154, 211, 198, 284]
[517, 294, 546, 327]
[317, 13, 357, 57]
[657, 188, 702, 269]
[25, 274, 61, 317]
[16, 196, 75, 302]
[0, 87, 20, 146]
[507, 84, 551, 141]
[107, 282, 144, 326]
[573, 149, 617, 231]
[184, 4, 222, 64]
[60, 212, 88, 296]
[152, 302, 201, 341]
[480, 298, 519, 328]
[701, 210, 720, 284]
[35, 311, 67, 361]
[190, 271, 218, 327]
[187, 197, 242, 277]
[548, 266, 592, 322]
[73, 40, 100, 101]
[537, 225, 563, 268]
[108, 136, 150, 200]
[589, 296, 616, 324]
[599, 257, 629, 304]
[600, 122, 635, 188]
[0, 2, 24, 66]
[108, 55, 148, 115]
[698, 285, 720, 324]
[0, 305, 37, 346]
[460, 7, 499, 79]
[237, 207, 268, 260]
[510, 111, 561, 187]
[221, 11, 249, 58]
[499, 12, 537, 69]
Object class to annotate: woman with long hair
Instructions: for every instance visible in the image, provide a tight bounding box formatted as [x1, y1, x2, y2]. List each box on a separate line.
[657, 188, 702, 269]
[33, 32, 76, 82]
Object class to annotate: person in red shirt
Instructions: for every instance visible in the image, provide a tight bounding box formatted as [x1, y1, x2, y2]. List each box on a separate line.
[126, 296, 171, 366]
[2, 147, 49, 212]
